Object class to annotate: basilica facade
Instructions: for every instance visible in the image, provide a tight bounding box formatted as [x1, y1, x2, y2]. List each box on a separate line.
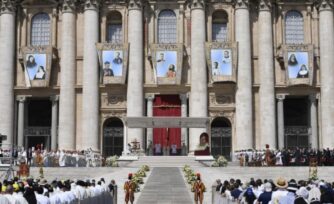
[0, 0, 333, 159]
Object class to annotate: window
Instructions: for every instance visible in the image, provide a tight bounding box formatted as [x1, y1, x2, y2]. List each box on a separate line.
[158, 10, 177, 44]
[31, 13, 51, 46]
[285, 10, 304, 44]
[107, 11, 123, 43]
[212, 10, 228, 42]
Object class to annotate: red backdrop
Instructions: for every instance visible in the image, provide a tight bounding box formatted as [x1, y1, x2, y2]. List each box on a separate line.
[153, 95, 181, 150]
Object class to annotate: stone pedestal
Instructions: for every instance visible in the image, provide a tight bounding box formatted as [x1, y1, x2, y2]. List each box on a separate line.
[189, 0, 207, 154]
[82, 1, 100, 150]
[234, 0, 253, 150]
[277, 95, 285, 149]
[59, 1, 76, 150]
[258, 0, 276, 149]
[318, 1, 334, 148]
[0, 2, 16, 146]
[127, 0, 144, 149]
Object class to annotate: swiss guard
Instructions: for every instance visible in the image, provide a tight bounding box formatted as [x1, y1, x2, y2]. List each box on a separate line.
[124, 173, 136, 204]
[192, 173, 206, 204]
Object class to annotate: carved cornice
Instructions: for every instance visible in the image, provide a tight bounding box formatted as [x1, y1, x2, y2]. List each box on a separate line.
[62, 0, 77, 13]
[189, 0, 205, 10]
[234, 0, 249, 9]
[0, 0, 17, 14]
[84, 0, 100, 10]
[316, 0, 333, 11]
[258, 0, 272, 11]
[128, 0, 142, 10]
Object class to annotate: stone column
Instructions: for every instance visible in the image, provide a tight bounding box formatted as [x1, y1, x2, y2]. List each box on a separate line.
[179, 93, 188, 154]
[0, 1, 16, 146]
[59, 0, 77, 150]
[258, 0, 276, 149]
[50, 96, 59, 150]
[127, 0, 144, 149]
[309, 94, 318, 149]
[277, 95, 285, 149]
[318, 0, 334, 148]
[82, 0, 100, 150]
[17, 96, 26, 148]
[189, 0, 207, 154]
[146, 94, 154, 151]
[234, 0, 253, 150]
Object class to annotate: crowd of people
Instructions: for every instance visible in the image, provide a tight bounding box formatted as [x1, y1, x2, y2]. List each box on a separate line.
[0, 147, 103, 167]
[214, 177, 334, 204]
[0, 177, 116, 204]
[235, 148, 334, 167]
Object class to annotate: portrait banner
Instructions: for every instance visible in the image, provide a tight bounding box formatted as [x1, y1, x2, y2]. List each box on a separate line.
[96, 43, 129, 84]
[150, 44, 184, 85]
[283, 44, 314, 86]
[205, 42, 238, 83]
[21, 46, 53, 88]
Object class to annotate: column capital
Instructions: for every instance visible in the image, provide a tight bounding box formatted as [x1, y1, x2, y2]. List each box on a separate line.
[145, 93, 155, 101]
[128, 0, 143, 10]
[316, 0, 333, 11]
[83, 0, 100, 11]
[62, 0, 77, 13]
[309, 94, 319, 102]
[16, 96, 26, 103]
[0, 0, 17, 14]
[276, 94, 286, 100]
[234, 0, 249, 9]
[258, 0, 272, 11]
[189, 0, 205, 10]
[179, 93, 188, 102]
[50, 95, 59, 102]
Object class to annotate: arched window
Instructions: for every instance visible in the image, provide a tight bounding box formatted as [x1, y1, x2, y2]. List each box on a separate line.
[285, 10, 304, 44]
[158, 10, 177, 44]
[31, 13, 51, 46]
[212, 10, 228, 42]
[107, 11, 123, 43]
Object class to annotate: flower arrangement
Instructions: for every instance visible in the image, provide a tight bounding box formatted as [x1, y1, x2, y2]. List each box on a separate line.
[183, 165, 196, 185]
[211, 155, 228, 167]
[131, 165, 151, 192]
[105, 155, 119, 167]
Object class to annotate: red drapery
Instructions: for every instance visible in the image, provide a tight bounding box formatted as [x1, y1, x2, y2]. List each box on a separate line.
[153, 95, 181, 151]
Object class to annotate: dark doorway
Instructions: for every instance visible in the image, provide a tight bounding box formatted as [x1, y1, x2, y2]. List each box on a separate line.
[103, 117, 124, 157]
[211, 117, 232, 160]
[26, 99, 52, 150]
[284, 97, 310, 148]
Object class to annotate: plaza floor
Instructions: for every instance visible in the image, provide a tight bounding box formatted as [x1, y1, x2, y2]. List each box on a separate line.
[29, 165, 334, 204]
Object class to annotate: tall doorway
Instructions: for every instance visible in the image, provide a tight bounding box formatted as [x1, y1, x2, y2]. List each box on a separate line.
[25, 99, 52, 150]
[211, 117, 232, 160]
[103, 117, 124, 157]
[153, 95, 181, 155]
[284, 97, 310, 148]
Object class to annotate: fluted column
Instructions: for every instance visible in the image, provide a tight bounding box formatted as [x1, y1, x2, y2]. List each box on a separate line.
[180, 93, 188, 154]
[277, 95, 285, 149]
[127, 0, 144, 149]
[0, 1, 16, 146]
[146, 94, 154, 151]
[234, 0, 253, 150]
[50, 96, 59, 150]
[189, 0, 207, 154]
[59, 0, 77, 150]
[17, 96, 26, 148]
[258, 0, 276, 149]
[318, 0, 334, 148]
[82, 0, 100, 150]
[309, 94, 318, 149]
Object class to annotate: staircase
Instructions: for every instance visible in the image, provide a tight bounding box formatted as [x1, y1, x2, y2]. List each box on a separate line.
[126, 156, 206, 167]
